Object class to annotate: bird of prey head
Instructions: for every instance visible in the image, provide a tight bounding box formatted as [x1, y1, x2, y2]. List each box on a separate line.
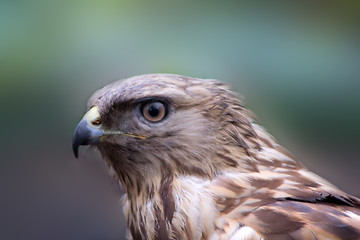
[73, 74, 360, 240]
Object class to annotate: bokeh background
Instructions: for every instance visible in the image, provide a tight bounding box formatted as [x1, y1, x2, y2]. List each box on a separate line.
[1, 1, 359, 239]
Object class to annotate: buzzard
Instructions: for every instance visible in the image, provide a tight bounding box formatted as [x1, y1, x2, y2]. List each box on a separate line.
[72, 74, 360, 240]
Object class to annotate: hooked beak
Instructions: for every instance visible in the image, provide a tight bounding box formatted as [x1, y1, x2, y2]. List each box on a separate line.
[72, 106, 103, 158]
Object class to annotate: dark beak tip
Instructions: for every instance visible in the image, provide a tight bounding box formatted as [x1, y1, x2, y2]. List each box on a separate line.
[72, 119, 103, 159]
[72, 120, 85, 159]
[72, 134, 80, 159]
[72, 145, 79, 159]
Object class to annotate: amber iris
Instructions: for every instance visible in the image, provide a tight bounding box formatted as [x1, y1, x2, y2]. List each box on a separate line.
[142, 101, 166, 122]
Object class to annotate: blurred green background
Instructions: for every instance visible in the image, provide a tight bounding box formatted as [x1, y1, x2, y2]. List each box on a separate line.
[1, 1, 359, 239]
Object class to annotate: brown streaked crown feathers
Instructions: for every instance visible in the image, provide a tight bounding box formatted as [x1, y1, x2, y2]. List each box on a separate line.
[73, 74, 360, 240]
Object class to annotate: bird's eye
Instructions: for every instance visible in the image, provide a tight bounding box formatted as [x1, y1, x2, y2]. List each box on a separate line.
[141, 101, 167, 123]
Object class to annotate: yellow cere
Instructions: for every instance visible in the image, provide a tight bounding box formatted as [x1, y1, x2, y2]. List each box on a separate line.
[83, 106, 101, 127]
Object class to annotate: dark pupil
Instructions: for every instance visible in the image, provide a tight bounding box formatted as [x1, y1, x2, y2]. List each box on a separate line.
[148, 104, 160, 117]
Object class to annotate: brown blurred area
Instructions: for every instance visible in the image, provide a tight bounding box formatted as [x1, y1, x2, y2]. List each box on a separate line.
[1, 1, 359, 239]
